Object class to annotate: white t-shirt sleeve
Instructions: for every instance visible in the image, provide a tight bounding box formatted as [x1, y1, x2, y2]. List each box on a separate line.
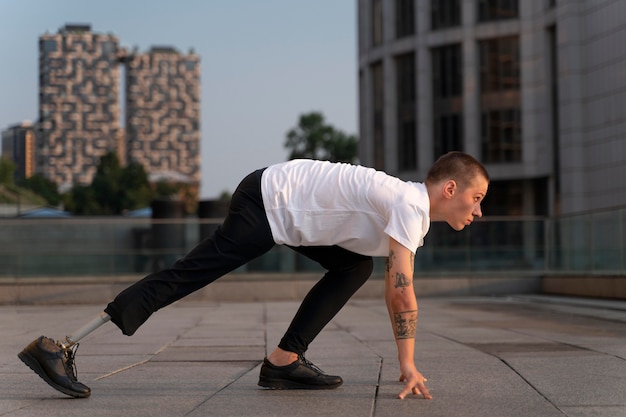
[384, 204, 429, 253]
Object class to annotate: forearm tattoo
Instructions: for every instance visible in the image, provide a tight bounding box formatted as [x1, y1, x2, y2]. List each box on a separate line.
[393, 310, 417, 339]
[394, 272, 411, 294]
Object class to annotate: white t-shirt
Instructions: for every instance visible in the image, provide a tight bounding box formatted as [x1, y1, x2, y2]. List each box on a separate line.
[261, 160, 430, 256]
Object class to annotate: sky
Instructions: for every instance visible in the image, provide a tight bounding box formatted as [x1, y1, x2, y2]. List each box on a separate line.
[0, 0, 357, 198]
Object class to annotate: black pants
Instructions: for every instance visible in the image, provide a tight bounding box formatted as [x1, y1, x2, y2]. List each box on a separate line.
[105, 168, 373, 355]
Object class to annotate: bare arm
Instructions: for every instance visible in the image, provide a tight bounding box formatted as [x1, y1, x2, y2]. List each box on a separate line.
[385, 238, 432, 400]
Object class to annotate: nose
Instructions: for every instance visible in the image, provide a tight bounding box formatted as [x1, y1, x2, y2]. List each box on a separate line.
[473, 204, 483, 218]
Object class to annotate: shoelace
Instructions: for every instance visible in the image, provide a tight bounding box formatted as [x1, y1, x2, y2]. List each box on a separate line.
[298, 355, 325, 375]
[60, 343, 80, 382]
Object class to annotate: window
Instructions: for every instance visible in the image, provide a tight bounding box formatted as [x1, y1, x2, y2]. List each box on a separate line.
[432, 44, 463, 159]
[432, 44, 462, 98]
[373, 0, 384, 47]
[396, 53, 417, 170]
[101, 40, 116, 56]
[398, 120, 417, 171]
[479, 37, 521, 163]
[434, 114, 463, 157]
[41, 39, 57, 53]
[185, 60, 197, 71]
[479, 36, 520, 92]
[397, 53, 416, 105]
[395, 0, 415, 38]
[372, 62, 385, 169]
[431, 0, 461, 30]
[481, 109, 521, 163]
[481, 180, 523, 215]
[478, 0, 518, 22]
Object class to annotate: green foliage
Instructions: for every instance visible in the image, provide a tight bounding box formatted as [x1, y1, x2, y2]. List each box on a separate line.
[154, 180, 181, 199]
[0, 157, 50, 207]
[284, 112, 358, 163]
[18, 174, 61, 206]
[63, 184, 99, 215]
[91, 152, 123, 214]
[120, 161, 153, 210]
[0, 183, 47, 205]
[0, 156, 16, 185]
[218, 190, 232, 202]
[64, 152, 155, 215]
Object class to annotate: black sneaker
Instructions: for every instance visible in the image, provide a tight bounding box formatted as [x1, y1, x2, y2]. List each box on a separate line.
[258, 355, 343, 390]
[18, 336, 91, 398]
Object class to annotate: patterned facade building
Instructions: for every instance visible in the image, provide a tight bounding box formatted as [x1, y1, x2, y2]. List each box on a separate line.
[35, 24, 201, 195]
[124, 47, 201, 187]
[1, 121, 35, 183]
[38, 24, 121, 191]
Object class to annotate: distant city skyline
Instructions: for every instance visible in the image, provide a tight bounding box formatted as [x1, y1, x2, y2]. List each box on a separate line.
[0, 1, 357, 198]
[34, 24, 202, 192]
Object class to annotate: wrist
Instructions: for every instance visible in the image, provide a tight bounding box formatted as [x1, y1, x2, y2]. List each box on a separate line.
[395, 337, 415, 362]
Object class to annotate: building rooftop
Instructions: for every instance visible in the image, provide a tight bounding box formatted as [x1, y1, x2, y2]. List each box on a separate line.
[149, 46, 180, 54]
[59, 23, 92, 34]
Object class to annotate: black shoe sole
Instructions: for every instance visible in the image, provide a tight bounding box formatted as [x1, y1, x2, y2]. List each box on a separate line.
[18, 351, 90, 398]
[258, 375, 343, 390]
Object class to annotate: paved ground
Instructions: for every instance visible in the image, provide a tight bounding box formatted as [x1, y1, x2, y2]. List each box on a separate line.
[2, 295, 626, 417]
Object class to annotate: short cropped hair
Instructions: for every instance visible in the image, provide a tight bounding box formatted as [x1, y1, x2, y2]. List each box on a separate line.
[425, 152, 489, 189]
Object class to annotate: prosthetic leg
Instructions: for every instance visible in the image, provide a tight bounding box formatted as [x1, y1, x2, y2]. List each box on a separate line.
[59, 312, 111, 349]
[18, 311, 111, 398]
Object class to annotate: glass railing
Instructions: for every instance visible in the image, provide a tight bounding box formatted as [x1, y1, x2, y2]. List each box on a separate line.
[1, 208, 625, 278]
[545, 207, 626, 274]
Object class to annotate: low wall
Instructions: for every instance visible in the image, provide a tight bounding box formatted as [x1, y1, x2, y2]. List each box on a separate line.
[543, 276, 626, 300]
[0, 273, 541, 305]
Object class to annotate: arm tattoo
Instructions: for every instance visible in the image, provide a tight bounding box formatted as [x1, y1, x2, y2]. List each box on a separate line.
[393, 310, 417, 339]
[386, 249, 395, 272]
[394, 272, 411, 293]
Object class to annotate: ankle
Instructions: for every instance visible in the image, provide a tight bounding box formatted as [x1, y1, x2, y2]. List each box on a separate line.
[267, 347, 298, 367]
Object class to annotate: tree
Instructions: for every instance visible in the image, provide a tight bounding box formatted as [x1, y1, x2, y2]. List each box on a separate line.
[64, 152, 155, 215]
[119, 161, 154, 211]
[63, 184, 99, 215]
[19, 174, 61, 206]
[91, 152, 123, 214]
[0, 156, 16, 185]
[154, 180, 180, 199]
[284, 112, 358, 163]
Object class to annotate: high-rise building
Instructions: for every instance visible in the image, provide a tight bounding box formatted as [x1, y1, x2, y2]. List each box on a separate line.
[357, 0, 626, 216]
[1, 121, 35, 182]
[35, 24, 201, 196]
[38, 24, 121, 191]
[124, 46, 201, 187]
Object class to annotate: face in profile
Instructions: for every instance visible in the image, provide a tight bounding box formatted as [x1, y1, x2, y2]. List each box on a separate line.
[445, 176, 489, 231]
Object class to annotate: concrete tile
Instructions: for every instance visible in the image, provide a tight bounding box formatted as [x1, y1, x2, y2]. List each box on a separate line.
[172, 336, 265, 347]
[559, 406, 626, 417]
[187, 362, 377, 417]
[4, 296, 626, 416]
[504, 353, 626, 407]
[151, 345, 265, 362]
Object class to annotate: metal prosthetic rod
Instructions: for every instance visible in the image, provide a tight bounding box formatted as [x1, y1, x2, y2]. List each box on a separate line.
[60, 312, 111, 348]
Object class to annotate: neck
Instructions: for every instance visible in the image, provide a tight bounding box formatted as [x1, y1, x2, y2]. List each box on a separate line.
[426, 183, 442, 222]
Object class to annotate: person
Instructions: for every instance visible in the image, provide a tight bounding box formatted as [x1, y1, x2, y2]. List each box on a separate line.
[18, 151, 489, 400]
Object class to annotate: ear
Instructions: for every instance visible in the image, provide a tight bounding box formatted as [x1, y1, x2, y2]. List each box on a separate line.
[442, 180, 457, 199]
